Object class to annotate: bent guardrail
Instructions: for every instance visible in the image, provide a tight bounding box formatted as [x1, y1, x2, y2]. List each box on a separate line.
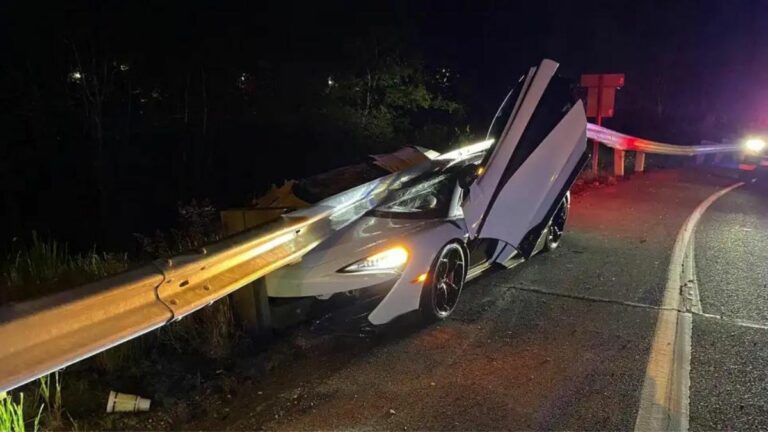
[586, 123, 742, 175]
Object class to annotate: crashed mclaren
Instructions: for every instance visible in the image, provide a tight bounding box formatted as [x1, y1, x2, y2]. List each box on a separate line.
[264, 59, 589, 325]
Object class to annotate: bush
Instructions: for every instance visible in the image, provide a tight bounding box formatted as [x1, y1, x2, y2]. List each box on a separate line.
[133, 199, 220, 258]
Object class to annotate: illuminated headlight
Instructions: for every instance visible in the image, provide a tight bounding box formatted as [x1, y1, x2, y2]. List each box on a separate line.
[744, 137, 766, 153]
[339, 246, 409, 273]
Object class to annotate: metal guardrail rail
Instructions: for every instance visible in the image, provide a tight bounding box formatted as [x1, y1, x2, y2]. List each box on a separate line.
[587, 123, 741, 156]
[0, 217, 319, 393]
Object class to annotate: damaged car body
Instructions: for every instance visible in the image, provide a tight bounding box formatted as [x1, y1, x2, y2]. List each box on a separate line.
[265, 59, 589, 325]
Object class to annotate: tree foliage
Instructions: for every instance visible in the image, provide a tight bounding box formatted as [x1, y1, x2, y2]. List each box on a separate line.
[0, 1, 468, 251]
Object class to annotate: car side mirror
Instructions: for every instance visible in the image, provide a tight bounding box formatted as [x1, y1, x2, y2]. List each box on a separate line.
[458, 163, 481, 190]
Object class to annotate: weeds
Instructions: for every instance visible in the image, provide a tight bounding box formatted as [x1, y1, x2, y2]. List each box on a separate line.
[0, 200, 241, 430]
[134, 199, 220, 258]
[0, 392, 25, 432]
[160, 297, 237, 359]
[37, 371, 63, 428]
[0, 391, 43, 432]
[0, 232, 128, 304]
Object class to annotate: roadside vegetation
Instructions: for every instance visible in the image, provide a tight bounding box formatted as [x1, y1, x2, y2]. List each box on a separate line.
[0, 200, 247, 430]
[0, 371, 64, 432]
[0, 233, 128, 305]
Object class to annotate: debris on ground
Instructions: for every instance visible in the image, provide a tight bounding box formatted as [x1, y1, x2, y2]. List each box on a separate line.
[106, 391, 151, 413]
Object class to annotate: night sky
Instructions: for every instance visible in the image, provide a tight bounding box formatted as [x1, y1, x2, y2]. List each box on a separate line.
[412, 0, 768, 134]
[5, 1, 766, 131]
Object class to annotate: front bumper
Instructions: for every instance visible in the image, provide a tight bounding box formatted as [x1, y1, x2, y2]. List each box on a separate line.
[306, 280, 398, 331]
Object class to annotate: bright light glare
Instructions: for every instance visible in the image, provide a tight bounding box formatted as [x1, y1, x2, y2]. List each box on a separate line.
[68, 71, 82, 82]
[744, 137, 766, 153]
[413, 272, 428, 283]
[341, 246, 409, 273]
[250, 232, 297, 257]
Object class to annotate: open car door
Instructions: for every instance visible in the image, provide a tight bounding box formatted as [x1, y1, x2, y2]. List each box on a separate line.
[462, 59, 588, 258]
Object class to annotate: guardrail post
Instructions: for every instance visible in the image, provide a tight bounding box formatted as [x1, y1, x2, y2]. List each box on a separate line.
[634, 152, 646, 173]
[231, 278, 272, 342]
[221, 209, 273, 341]
[613, 149, 625, 177]
[591, 141, 600, 173]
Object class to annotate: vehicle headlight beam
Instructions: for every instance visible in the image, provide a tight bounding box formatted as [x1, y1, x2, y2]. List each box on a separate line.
[744, 137, 766, 153]
[339, 246, 409, 273]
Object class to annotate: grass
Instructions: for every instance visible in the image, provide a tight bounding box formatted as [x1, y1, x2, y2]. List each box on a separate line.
[0, 391, 26, 432]
[0, 201, 249, 430]
[0, 391, 43, 432]
[0, 232, 128, 305]
[37, 371, 63, 429]
[1, 201, 237, 362]
[159, 297, 237, 359]
[1, 371, 66, 432]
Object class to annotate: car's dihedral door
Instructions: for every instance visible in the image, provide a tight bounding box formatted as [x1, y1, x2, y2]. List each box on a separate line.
[462, 59, 588, 257]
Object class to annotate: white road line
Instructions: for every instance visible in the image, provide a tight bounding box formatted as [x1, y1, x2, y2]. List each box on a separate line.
[509, 284, 678, 311]
[696, 312, 768, 330]
[634, 182, 742, 432]
[511, 282, 768, 331]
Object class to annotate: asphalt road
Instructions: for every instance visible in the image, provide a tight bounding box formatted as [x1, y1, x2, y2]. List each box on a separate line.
[156, 167, 767, 431]
[691, 177, 768, 431]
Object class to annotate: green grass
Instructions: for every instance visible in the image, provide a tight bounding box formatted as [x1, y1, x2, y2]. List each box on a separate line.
[37, 371, 63, 429]
[2, 218, 240, 365]
[0, 232, 128, 304]
[0, 203, 245, 430]
[0, 391, 43, 432]
[1, 372, 65, 432]
[0, 391, 26, 432]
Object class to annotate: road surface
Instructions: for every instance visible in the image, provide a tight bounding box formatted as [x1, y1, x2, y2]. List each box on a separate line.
[139, 167, 768, 430]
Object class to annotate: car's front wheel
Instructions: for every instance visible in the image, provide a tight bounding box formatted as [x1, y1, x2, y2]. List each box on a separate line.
[420, 242, 466, 322]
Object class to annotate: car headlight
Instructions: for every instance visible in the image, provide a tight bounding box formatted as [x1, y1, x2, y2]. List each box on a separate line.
[339, 246, 409, 273]
[744, 137, 766, 154]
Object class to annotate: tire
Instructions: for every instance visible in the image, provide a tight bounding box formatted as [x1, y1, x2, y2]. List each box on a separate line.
[544, 197, 569, 252]
[420, 242, 467, 322]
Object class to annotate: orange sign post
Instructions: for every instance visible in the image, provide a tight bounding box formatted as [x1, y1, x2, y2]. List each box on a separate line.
[580, 73, 626, 175]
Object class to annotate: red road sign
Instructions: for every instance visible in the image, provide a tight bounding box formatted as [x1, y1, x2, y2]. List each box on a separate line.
[580, 73, 625, 88]
[581, 73, 624, 119]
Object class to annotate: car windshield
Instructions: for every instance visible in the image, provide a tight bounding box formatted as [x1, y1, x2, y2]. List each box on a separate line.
[371, 165, 457, 219]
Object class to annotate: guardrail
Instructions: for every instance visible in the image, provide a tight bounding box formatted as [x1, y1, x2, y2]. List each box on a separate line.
[0, 164, 434, 393]
[586, 123, 741, 176]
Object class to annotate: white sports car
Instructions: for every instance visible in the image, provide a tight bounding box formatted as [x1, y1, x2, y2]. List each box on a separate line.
[265, 59, 588, 325]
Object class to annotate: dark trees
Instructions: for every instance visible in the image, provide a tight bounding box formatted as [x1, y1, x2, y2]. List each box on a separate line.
[0, 1, 468, 251]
